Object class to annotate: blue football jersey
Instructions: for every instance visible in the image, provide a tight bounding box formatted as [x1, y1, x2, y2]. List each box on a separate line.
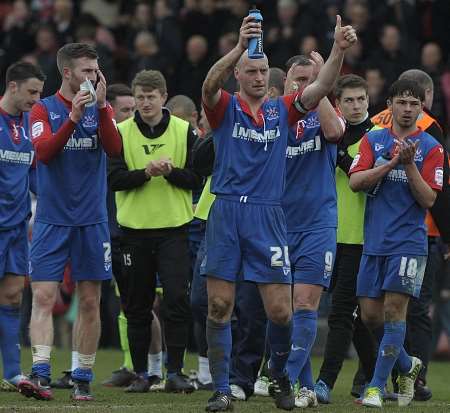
[32, 94, 108, 226]
[0, 109, 33, 229]
[350, 128, 444, 255]
[283, 111, 338, 232]
[206, 92, 296, 204]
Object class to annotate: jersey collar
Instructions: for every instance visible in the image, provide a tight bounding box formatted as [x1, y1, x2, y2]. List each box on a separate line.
[236, 93, 268, 127]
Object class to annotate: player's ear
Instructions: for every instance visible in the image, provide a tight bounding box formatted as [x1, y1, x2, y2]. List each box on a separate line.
[63, 66, 71, 80]
[386, 98, 392, 111]
[8, 80, 18, 94]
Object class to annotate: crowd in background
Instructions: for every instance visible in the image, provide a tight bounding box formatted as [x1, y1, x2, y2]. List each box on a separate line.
[1, 0, 450, 130]
[1, 0, 450, 359]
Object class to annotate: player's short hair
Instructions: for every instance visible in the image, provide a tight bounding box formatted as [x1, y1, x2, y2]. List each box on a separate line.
[56, 43, 98, 75]
[5, 61, 46, 85]
[285, 55, 311, 71]
[388, 79, 425, 102]
[334, 74, 368, 99]
[166, 95, 196, 117]
[399, 69, 434, 93]
[131, 70, 167, 95]
[269, 67, 286, 96]
[106, 84, 133, 103]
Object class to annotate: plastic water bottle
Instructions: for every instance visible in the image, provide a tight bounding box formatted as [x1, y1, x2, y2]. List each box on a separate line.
[366, 153, 391, 197]
[247, 8, 264, 59]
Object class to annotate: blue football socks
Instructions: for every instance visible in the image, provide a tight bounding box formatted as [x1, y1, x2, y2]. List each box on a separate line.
[286, 309, 317, 385]
[267, 318, 293, 378]
[0, 304, 21, 380]
[206, 319, 232, 394]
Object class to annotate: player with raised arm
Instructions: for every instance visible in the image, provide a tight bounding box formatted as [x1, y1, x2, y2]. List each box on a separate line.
[18, 43, 121, 402]
[201, 13, 356, 412]
[283, 53, 345, 408]
[349, 79, 444, 408]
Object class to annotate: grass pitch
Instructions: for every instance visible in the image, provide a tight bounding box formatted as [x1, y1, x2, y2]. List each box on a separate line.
[1, 349, 449, 412]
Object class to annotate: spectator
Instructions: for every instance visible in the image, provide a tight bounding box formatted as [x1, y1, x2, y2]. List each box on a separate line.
[32, 25, 60, 97]
[365, 67, 387, 117]
[166, 95, 199, 131]
[153, 0, 183, 65]
[421, 42, 447, 126]
[121, 1, 153, 50]
[215, 32, 238, 93]
[366, 24, 414, 86]
[180, 0, 224, 49]
[175, 35, 211, 109]
[52, 0, 76, 45]
[1, 0, 36, 70]
[268, 67, 286, 99]
[341, 40, 364, 76]
[74, 16, 115, 83]
[298, 35, 320, 59]
[344, 0, 376, 59]
[265, 0, 304, 69]
[128, 31, 170, 84]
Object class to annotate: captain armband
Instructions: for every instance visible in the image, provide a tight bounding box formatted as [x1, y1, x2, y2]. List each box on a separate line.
[293, 96, 308, 114]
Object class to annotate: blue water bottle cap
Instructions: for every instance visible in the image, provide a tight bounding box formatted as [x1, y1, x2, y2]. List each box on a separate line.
[248, 8, 263, 21]
[247, 7, 264, 59]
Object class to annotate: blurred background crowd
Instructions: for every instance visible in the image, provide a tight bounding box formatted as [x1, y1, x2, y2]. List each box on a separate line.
[1, 0, 450, 131]
[2, 0, 450, 359]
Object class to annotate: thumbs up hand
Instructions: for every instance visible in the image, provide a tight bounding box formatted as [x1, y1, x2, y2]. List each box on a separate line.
[334, 15, 358, 50]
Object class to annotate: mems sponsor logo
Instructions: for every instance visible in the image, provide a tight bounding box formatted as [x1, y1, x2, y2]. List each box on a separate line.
[64, 134, 98, 150]
[0, 149, 34, 165]
[386, 168, 408, 183]
[286, 135, 321, 158]
[232, 123, 280, 143]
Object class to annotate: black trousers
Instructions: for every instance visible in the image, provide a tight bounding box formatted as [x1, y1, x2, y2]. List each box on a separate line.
[115, 227, 192, 374]
[318, 243, 376, 388]
[403, 238, 440, 382]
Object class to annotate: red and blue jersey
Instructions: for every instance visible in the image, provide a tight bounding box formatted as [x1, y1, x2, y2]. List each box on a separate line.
[203, 90, 304, 204]
[0, 108, 33, 229]
[30, 94, 108, 226]
[283, 110, 338, 232]
[350, 128, 444, 255]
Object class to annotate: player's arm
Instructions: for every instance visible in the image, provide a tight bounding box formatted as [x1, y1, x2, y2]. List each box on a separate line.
[403, 142, 443, 209]
[349, 135, 398, 191]
[317, 98, 345, 142]
[31, 102, 77, 164]
[202, 16, 260, 108]
[300, 16, 357, 111]
[192, 132, 215, 177]
[108, 132, 149, 191]
[96, 71, 122, 157]
[163, 127, 204, 190]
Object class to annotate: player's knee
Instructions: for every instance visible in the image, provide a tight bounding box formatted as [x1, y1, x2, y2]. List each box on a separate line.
[208, 296, 232, 322]
[384, 301, 406, 322]
[361, 312, 382, 331]
[267, 303, 292, 325]
[32, 287, 57, 312]
[78, 294, 100, 317]
[292, 296, 316, 311]
[1, 285, 24, 307]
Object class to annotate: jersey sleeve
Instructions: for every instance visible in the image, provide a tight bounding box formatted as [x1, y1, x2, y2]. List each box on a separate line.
[349, 134, 374, 174]
[202, 90, 231, 130]
[98, 104, 122, 157]
[30, 102, 76, 164]
[421, 144, 445, 190]
[282, 91, 307, 127]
